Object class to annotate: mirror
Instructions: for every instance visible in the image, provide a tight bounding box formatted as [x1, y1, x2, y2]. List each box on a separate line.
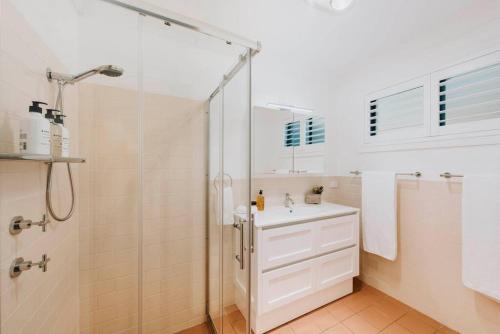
[253, 106, 325, 176]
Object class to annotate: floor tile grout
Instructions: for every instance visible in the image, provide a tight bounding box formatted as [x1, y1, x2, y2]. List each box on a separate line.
[178, 281, 458, 334]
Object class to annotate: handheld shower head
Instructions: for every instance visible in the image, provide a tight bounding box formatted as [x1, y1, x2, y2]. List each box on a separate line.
[46, 65, 124, 85]
[97, 65, 124, 77]
[47, 65, 124, 114]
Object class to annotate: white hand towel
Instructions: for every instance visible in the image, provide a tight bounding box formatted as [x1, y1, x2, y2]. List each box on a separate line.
[462, 174, 500, 302]
[361, 171, 397, 261]
[223, 186, 235, 226]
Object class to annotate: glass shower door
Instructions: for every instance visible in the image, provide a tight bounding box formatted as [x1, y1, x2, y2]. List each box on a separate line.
[208, 51, 252, 333]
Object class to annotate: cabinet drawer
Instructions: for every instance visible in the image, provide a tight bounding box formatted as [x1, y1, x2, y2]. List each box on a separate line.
[261, 260, 315, 312]
[261, 223, 315, 270]
[316, 215, 357, 254]
[315, 247, 359, 290]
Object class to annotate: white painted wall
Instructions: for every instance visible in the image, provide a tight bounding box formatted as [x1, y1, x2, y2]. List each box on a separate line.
[140, 0, 500, 179]
[9, 0, 79, 71]
[327, 17, 500, 178]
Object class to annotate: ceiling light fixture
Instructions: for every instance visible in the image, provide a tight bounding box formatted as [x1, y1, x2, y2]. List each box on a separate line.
[266, 103, 314, 114]
[306, 0, 355, 12]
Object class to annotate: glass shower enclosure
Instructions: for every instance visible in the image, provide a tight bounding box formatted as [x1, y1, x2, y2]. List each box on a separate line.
[208, 54, 253, 333]
[0, 0, 258, 333]
[82, 1, 255, 333]
[83, 2, 257, 333]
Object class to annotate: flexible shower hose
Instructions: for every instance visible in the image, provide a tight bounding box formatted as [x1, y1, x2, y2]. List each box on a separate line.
[46, 162, 75, 221]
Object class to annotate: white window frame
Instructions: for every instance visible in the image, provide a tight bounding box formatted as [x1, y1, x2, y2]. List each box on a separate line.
[430, 50, 500, 137]
[364, 75, 430, 145]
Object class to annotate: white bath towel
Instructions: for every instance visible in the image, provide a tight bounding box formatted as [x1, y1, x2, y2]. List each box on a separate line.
[223, 186, 235, 226]
[361, 171, 397, 261]
[462, 174, 500, 302]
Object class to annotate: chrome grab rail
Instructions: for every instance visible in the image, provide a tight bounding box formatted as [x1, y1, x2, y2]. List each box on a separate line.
[350, 170, 422, 177]
[440, 172, 464, 179]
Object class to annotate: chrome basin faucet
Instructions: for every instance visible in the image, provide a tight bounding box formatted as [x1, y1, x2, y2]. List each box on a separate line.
[285, 193, 295, 208]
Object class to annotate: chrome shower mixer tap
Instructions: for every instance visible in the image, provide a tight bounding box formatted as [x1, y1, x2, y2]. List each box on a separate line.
[10, 254, 50, 278]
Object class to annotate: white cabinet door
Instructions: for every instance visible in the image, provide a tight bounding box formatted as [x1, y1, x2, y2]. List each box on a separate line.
[315, 247, 358, 290]
[316, 215, 358, 254]
[261, 259, 315, 312]
[261, 223, 315, 270]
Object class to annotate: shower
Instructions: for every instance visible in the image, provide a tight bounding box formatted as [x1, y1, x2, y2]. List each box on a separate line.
[45, 65, 124, 222]
[47, 65, 124, 85]
[47, 65, 124, 113]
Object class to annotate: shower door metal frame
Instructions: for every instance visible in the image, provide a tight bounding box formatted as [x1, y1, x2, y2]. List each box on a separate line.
[98, 1, 259, 333]
[206, 50, 255, 334]
[100, 0, 261, 52]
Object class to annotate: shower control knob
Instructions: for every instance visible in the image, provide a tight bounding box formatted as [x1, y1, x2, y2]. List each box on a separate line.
[9, 215, 50, 235]
[10, 254, 50, 278]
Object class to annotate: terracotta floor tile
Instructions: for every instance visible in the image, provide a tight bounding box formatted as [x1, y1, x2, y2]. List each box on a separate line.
[226, 310, 245, 325]
[232, 318, 246, 334]
[308, 307, 339, 331]
[322, 323, 355, 334]
[325, 302, 356, 321]
[357, 306, 394, 330]
[176, 323, 210, 334]
[380, 323, 413, 334]
[342, 314, 379, 334]
[373, 297, 409, 321]
[222, 321, 236, 334]
[436, 326, 460, 334]
[289, 313, 322, 334]
[341, 293, 378, 313]
[405, 310, 442, 329]
[224, 305, 239, 315]
[359, 284, 387, 298]
[397, 312, 436, 334]
[253, 282, 451, 334]
[265, 324, 295, 333]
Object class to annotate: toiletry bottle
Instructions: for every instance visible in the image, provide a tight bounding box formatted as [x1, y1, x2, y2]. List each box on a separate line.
[19, 101, 50, 154]
[45, 109, 59, 157]
[54, 113, 70, 157]
[256, 190, 265, 211]
[45, 109, 62, 158]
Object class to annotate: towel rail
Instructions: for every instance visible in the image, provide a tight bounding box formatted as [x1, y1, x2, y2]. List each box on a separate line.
[349, 170, 422, 178]
[440, 172, 464, 179]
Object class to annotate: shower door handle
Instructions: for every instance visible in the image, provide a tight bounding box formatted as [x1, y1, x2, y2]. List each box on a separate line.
[233, 219, 244, 270]
[250, 213, 255, 253]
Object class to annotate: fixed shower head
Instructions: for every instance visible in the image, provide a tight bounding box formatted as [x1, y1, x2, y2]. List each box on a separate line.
[47, 65, 124, 85]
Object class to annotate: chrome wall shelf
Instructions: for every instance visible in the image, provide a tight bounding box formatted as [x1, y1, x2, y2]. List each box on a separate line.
[0, 153, 86, 163]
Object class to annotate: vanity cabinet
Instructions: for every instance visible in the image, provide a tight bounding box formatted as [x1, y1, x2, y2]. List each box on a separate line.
[247, 208, 360, 334]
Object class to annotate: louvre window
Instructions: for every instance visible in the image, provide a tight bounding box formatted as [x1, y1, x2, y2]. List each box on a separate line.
[369, 86, 424, 137]
[439, 62, 500, 127]
[305, 117, 325, 144]
[284, 121, 300, 147]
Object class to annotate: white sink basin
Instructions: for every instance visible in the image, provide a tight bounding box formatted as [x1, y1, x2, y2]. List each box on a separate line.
[253, 202, 358, 228]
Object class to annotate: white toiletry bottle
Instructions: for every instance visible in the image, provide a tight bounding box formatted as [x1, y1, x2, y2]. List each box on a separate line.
[19, 101, 50, 155]
[54, 113, 69, 157]
[46, 109, 61, 157]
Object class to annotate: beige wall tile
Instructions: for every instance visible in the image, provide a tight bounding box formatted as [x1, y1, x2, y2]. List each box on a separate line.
[79, 83, 207, 333]
[0, 2, 79, 333]
[327, 176, 500, 334]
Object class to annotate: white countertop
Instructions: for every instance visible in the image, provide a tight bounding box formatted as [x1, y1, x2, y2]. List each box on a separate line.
[235, 202, 359, 228]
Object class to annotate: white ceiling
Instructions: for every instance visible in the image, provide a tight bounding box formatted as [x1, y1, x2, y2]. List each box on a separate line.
[142, 0, 500, 78]
[88, 0, 500, 103]
[13, 0, 500, 102]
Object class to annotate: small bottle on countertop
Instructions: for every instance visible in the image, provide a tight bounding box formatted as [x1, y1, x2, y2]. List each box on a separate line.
[256, 189, 265, 211]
